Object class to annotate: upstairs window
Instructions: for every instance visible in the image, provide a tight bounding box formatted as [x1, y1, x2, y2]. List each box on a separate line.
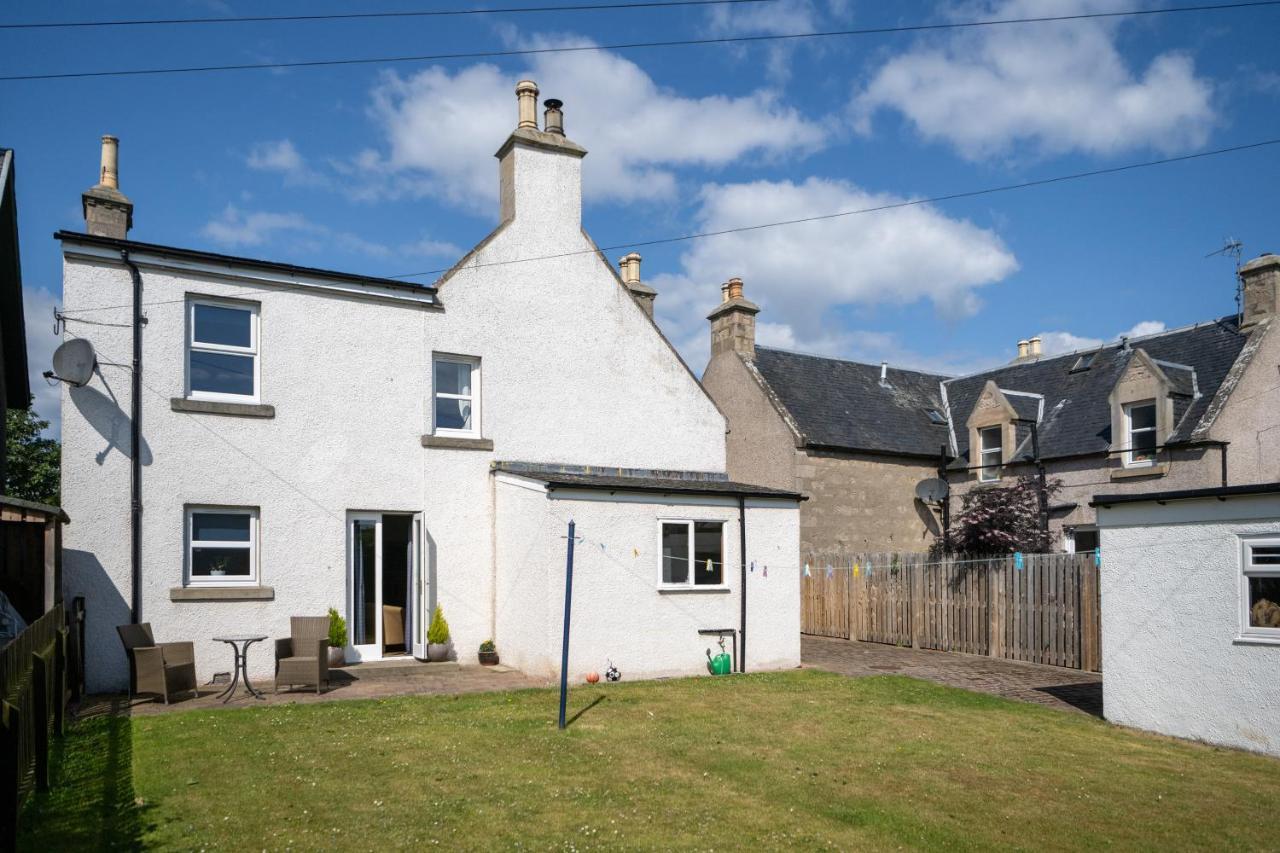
[433, 354, 480, 437]
[660, 520, 724, 588]
[1241, 537, 1280, 639]
[925, 408, 947, 425]
[1124, 401, 1158, 467]
[187, 298, 259, 402]
[978, 426, 1003, 482]
[1070, 352, 1097, 373]
[187, 507, 257, 586]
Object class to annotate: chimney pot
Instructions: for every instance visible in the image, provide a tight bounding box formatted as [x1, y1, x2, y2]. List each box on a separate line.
[720, 282, 731, 303]
[1017, 339, 1029, 359]
[543, 98, 564, 135]
[879, 361, 890, 387]
[1029, 336, 1042, 357]
[727, 277, 744, 301]
[515, 80, 539, 130]
[99, 134, 119, 189]
[83, 133, 133, 239]
[618, 252, 641, 285]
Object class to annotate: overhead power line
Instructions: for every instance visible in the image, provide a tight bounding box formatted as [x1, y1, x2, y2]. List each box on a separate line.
[0, 0, 775, 31]
[54, 136, 1280, 317]
[4, 1, 1279, 82]
[385, 138, 1280, 278]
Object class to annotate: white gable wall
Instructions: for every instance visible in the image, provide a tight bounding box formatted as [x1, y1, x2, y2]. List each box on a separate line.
[1097, 493, 1280, 757]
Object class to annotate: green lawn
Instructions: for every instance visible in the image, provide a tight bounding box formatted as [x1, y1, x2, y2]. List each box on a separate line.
[19, 670, 1280, 850]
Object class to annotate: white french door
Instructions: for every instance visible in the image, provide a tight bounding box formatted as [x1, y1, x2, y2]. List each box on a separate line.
[347, 512, 424, 662]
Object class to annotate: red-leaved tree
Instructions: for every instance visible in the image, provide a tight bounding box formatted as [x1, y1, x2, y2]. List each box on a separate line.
[942, 475, 1063, 555]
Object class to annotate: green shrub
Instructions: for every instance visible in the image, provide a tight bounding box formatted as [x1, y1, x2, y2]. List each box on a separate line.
[479, 639, 495, 653]
[327, 608, 347, 649]
[427, 606, 450, 645]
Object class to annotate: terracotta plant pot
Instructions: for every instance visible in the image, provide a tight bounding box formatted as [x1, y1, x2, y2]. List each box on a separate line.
[327, 646, 346, 668]
[478, 650, 499, 666]
[427, 643, 449, 662]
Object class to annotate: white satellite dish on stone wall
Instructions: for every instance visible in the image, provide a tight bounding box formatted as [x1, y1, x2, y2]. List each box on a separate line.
[49, 338, 97, 387]
[915, 477, 949, 503]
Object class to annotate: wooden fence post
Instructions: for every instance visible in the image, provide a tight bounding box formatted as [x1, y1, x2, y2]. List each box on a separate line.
[54, 630, 67, 737]
[1, 701, 19, 848]
[31, 651, 50, 792]
[910, 557, 922, 649]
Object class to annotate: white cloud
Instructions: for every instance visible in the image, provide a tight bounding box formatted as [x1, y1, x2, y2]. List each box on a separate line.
[649, 176, 1018, 369]
[246, 139, 326, 186]
[1035, 319, 1167, 356]
[21, 286, 62, 437]
[855, 0, 1215, 159]
[704, 0, 824, 81]
[359, 34, 830, 213]
[200, 205, 459, 264]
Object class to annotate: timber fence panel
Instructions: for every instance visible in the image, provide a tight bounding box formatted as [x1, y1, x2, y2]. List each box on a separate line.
[806, 551, 1101, 673]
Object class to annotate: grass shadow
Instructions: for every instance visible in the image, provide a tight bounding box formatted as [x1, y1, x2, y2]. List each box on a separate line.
[18, 700, 153, 850]
[565, 694, 607, 728]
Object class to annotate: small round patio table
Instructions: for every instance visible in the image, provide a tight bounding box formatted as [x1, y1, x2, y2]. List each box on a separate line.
[213, 634, 268, 702]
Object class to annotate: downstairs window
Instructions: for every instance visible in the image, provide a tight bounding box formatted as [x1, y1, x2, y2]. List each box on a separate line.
[660, 521, 724, 588]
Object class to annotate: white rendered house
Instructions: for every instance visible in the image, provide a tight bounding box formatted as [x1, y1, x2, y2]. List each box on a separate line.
[58, 86, 801, 692]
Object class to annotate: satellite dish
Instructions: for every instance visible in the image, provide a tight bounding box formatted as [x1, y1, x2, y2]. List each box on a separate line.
[49, 338, 97, 387]
[915, 477, 949, 503]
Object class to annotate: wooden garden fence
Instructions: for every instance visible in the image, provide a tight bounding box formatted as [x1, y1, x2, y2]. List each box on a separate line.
[0, 597, 86, 845]
[801, 553, 1101, 672]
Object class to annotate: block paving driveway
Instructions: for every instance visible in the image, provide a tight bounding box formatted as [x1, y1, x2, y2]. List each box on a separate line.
[802, 635, 1102, 717]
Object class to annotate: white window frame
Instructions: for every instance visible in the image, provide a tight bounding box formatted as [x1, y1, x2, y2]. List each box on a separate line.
[432, 353, 481, 438]
[978, 426, 1003, 482]
[1123, 400, 1158, 468]
[185, 506, 258, 587]
[186, 297, 260, 403]
[657, 519, 727, 590]
[1239, 535, 1280, 641]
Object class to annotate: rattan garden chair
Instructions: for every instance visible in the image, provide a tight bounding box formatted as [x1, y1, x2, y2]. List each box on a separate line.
[116, 622, 198, 704]
[275, 616, 330, 695]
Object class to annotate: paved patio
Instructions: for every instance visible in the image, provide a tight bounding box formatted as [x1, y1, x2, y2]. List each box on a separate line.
[802, 635, 1103, 717]
[80, 659, 550, 718]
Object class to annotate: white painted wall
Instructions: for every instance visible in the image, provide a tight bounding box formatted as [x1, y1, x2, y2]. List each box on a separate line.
[60, 110, 735, 692]
[495, 476, 801, 680]
[1097, 493, 1280, 757]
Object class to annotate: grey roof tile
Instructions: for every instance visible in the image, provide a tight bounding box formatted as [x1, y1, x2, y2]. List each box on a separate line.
[751, 348, 951, 457]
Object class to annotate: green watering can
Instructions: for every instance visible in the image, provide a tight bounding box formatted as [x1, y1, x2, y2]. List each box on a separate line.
[706, 637, 732, 676]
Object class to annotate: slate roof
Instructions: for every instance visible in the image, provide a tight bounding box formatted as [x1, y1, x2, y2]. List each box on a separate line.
[750, 348, 951, 458]
[944, 316, 1248, 466]
[493, 461, 803, 499]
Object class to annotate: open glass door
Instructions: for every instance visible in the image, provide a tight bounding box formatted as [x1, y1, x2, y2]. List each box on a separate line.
[349, 515, 382, 662]
[411, 515, 427, 660]
[348, 512, 423, 663]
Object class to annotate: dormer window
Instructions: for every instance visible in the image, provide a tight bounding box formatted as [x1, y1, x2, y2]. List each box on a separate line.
[1124, 400, 1158, 467]
[978, 425, 1003, 482]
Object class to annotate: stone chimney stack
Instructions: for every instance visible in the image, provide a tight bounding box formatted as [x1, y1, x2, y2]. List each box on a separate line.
[1240, 253, 1280, 329]
[496, 81, 585, 228]
[82, 134, 133, 239]
[708, 277, 759, 360]
[618, 252, 657, 318]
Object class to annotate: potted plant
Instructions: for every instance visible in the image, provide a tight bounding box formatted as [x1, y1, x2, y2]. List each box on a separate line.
[478, 639, 499, 666]
[208, 557, 228, 578]
[326, 608, 347, 668]
[426, 605, 450, 662]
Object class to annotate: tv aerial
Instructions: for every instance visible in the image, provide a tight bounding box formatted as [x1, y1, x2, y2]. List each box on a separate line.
[44, 338, 97, 387]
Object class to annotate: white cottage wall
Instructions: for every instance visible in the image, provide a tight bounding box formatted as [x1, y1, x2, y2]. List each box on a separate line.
[494, 480, 800, 680]
[1097, 493, 1280, 757]
[61, 253, 432, 690]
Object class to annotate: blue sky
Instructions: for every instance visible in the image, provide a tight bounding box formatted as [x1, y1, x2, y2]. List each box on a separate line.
[4, 0, 1279, 435]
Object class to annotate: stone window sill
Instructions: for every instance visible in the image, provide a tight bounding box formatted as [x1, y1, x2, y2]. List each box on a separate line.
[171, 398, 275, 418]
[170, 586, 275, 602]
[657, 586, 731, 594]
[1109, 463, 1167, 481]
[421, 434, 494, 451]
[1233, 635, 1280, 647]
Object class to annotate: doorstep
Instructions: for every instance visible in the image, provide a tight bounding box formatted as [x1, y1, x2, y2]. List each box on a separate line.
[337, 659, 460, 680]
